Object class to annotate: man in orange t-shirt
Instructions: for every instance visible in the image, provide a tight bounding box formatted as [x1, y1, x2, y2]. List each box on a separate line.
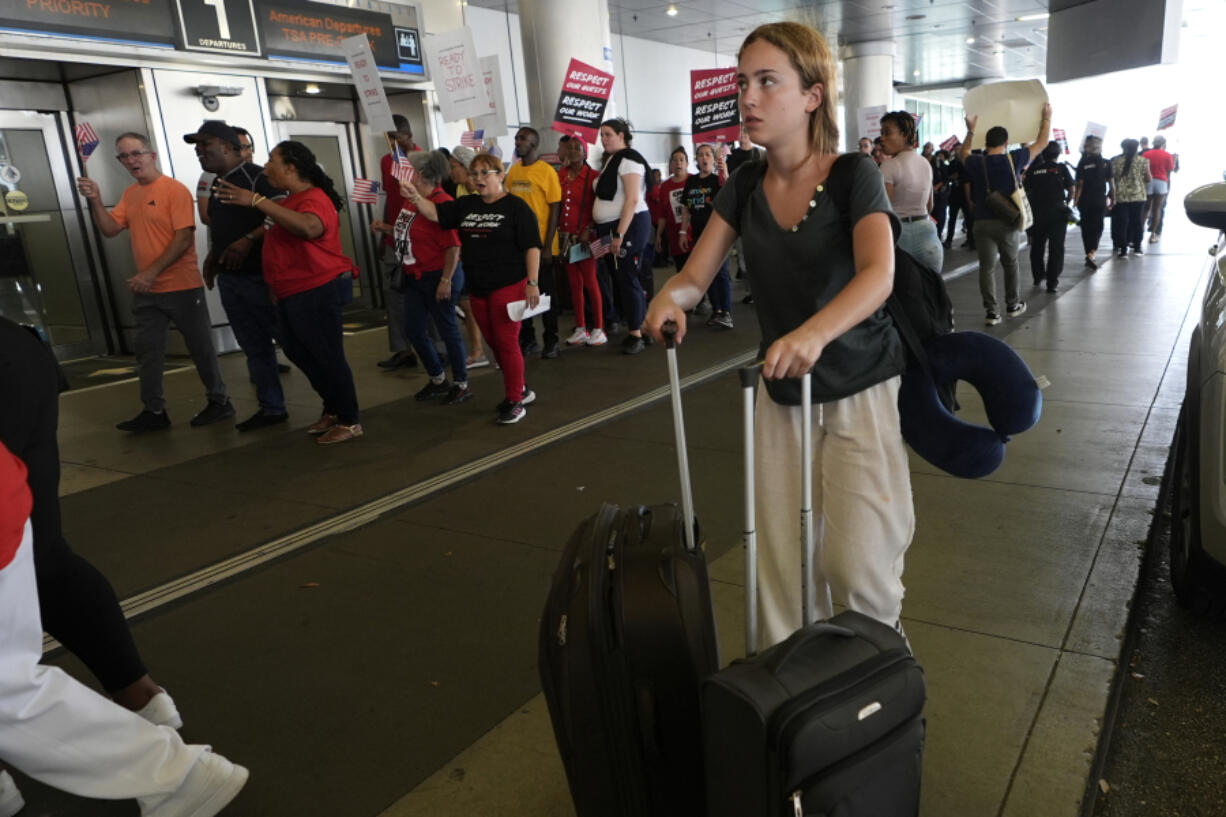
[76, 132, 232, 433]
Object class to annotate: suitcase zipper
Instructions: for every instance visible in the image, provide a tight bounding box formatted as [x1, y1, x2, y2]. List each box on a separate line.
[770, 651, 912, 761]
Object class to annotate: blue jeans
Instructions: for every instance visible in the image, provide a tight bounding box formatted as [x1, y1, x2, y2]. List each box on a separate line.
[596, 210, 651, 331]
[402, 266, 468, 383]
[218, 274, 285, 414]
[706, 258, 732, 313]
[898, 219, 944, 274]
[276, 278, 359, 424]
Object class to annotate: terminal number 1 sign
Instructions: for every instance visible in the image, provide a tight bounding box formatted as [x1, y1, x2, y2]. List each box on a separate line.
[176, 0, 261, 56]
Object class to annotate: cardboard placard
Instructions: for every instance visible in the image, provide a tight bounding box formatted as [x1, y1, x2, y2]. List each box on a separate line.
[1157, 104, 1177, 130]
[857, 104, 888, 142]
[343, 34, 396, 134]
[1080, 121, 1108, 152]
[690, 68, 739, 146]
[961, 80, 1049, 151]
[428, 26, 486, 123]
[473, 54, 508, 137]
[550, 58, 614, 144]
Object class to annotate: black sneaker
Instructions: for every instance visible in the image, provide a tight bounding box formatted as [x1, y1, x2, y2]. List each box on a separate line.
[711, 311, 734, 329]
[541, 341, 560, 359]
[377, 350, 417, 370]
[415, 379, 452, 401]
[741, 294, 755, 305]
[621, 335, 646, 355]
[521, 339, 540, 356]
[1085, 256, 1098, 270]
[1046, 286, 1058, 293]
[116, 409, 171, 433]
[495, 397, 512, 414]
[443, 383, 473, 405]
[985, 311, 1002, 326]
[496, 402, 527, 424]
[277, 363, 292, 373]
[1131, 246, 1144, 255]
[235, 410, 289, 432]
[1006, 301, 1027, 318]
[190, 399, 236, 427]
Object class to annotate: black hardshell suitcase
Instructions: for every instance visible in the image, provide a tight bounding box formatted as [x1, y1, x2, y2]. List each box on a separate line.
[538, 329, 720, 817]
[702, 367, 927, 817]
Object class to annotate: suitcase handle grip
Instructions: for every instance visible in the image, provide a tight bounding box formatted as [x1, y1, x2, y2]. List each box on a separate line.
[661, 320, 678, 349]
[765, 622, 857, 670]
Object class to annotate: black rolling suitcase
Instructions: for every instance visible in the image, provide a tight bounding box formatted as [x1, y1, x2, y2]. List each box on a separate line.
[538, 328, 719, 817]
[702, 367, 927, 817]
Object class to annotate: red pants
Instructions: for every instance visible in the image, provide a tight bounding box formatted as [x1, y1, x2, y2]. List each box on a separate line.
[565, 256, 602, 330]
[469, 280, 526, 403]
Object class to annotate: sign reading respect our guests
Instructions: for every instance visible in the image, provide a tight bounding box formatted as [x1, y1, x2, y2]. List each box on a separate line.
[690, 68, 740, 146]
[551, 58, 614, 144]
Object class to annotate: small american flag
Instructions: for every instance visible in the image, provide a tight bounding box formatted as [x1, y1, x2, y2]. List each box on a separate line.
[390, 146, 414, 183]
[939, 134, 959, 152]
[75, 122, 100, 162]
[460, 129, 484, 149]
[351, 178, 380, 204]
[589, 236, 612, 259]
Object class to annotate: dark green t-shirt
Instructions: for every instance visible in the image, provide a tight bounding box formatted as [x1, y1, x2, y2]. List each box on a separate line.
[714, 156, 904, 404]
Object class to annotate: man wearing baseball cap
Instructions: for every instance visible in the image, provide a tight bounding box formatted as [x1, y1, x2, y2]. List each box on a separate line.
[186, 120, 290, 432]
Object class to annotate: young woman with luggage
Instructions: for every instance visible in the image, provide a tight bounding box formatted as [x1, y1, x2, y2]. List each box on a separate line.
[643, 21, 914, 649]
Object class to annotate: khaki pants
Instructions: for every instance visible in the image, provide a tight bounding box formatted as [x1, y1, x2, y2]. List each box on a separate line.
[754, 377, 915, 648]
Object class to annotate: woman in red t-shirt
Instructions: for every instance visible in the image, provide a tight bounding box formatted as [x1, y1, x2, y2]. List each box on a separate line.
[217, 141, 361, 444]
[556, 135, 605, 346]
[371, 151, 469, 405]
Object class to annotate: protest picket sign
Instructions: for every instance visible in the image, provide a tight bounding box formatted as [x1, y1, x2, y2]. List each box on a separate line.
[961, 79, 1049, 151]
[1052, 127, 1069, 154]
[473, 54, 508, 137]
[1157, 104, 1177, 130]
[428, 27, 486, 122]
[343, 35, 396, 134]
[551, 58, 614, 143]
[857, 104, 887, 142]
[1081, 120, 1108, 152]
[690, 68, 739, 146]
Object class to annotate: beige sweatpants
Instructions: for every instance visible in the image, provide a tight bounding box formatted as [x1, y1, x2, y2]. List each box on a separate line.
[754, 376, 915, 649]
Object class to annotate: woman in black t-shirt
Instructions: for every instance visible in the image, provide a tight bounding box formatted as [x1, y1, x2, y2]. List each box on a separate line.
[644, 22, 913, 649]
[408, 153, 543, 425]
[680, 144, 734, 329]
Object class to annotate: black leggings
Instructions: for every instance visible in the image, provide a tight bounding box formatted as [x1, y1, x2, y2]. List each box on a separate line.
[0, 318, 147, 692]
[1080, 206, 1105, 255]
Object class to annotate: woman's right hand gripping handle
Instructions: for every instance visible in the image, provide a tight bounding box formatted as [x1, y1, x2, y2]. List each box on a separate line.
[643, 293, 688, 346]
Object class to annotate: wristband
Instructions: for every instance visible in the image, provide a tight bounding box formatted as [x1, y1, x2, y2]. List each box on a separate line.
[251, 193, 266, 207]
[244, 230, 261, 241]
[611, 231, 622, 239]
[526, 280, 539, 288]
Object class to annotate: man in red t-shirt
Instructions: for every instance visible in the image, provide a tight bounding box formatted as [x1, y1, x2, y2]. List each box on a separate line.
[376, 114, 420, 370]
[1141, 134, 1177, 242]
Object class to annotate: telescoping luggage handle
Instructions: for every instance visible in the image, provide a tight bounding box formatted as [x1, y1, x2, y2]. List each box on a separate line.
[662, 322, 697, 554]
[740, 364, 815, 657]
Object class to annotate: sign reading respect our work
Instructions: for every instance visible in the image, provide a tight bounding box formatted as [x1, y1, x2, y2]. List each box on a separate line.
[690, 68, 739, 145]
[551, 58, 614, 144]
[258, 0, 398, 68]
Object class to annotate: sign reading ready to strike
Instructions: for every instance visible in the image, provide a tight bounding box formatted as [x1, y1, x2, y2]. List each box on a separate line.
[691, 68, 740, 145]
[551, 59, 614, 144]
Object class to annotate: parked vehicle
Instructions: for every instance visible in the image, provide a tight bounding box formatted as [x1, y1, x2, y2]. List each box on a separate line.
[1171, 181, 1226, 615]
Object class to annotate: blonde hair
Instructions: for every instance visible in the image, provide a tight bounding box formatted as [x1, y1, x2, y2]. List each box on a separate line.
[738, 22, 840, 157]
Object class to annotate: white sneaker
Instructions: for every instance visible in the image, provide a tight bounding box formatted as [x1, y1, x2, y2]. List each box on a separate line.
[565, 327, 589, 345]
[0, 771, 24, 817]
[139, 750, 248, 817]
[585, 328, 608, 346]
[137, 688, 183, 730]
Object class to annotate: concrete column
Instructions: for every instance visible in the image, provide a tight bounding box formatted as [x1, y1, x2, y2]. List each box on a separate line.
[517, 0, 614, 151]
[839, 40, 894, 151]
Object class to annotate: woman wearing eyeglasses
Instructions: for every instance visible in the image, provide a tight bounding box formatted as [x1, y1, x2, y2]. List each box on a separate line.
[405, 153, 543, 425]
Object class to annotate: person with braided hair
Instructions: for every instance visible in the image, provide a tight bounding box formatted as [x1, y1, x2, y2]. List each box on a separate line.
[879, 110, 943, 273]
[216, 141, 362, 444]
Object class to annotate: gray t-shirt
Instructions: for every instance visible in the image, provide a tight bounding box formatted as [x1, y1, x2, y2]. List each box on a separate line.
[714, 155, 904, 404]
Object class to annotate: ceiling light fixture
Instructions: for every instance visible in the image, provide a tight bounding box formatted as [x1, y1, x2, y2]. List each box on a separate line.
[966, 36, 976, 44]
[1016, 12, 1049, 22]
[667, 4, 678, 15]
[304, 84, 321, 95]
[906, 13, 925, 20]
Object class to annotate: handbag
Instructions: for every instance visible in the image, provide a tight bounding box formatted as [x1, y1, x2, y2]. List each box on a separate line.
[980, 152, 1031, 231]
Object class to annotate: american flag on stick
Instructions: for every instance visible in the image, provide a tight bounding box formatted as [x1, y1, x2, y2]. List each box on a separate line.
[939, 134, 959, 152]
[460, 129, 485, 149]
[75, 122, 100, 162]
[589, 236, 612, 259]
[390, 146, 414, 184]
[351, 178, 380, 204]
